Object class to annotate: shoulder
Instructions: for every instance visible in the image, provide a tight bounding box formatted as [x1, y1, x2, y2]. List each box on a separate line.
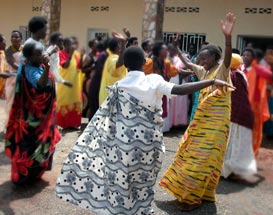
[146, 73, 164, 81]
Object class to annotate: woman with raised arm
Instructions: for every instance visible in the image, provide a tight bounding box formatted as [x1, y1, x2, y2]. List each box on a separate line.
[159, 13, 236, 211]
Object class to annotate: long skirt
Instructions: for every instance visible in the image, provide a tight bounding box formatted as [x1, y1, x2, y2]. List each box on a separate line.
[56, 86, 164, 215]
[159, 89, 231, 205]
[5, 67, 60, 184]
[222, 122, 257, 178]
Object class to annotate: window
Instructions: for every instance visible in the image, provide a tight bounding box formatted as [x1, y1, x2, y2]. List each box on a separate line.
[163, 32, 206, 52]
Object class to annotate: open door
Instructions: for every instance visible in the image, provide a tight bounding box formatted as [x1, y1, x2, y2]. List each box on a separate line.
[237, 35, 273, 53]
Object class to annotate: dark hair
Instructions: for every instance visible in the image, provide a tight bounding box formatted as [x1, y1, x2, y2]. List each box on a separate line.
[202, 41, 209, 46]
[152, 41, 165, 57]
[200, 44, 222, 62]
[63, 37, 72, 47]
[108, 38, 119, 52]
[23, 43, 36, 58]
[124, 46, 144, 70]
[28, 16, 48, 33]
[0, 34, 4, 43]
[218, 46, 223, 54]
[232, 48, 241, 55]
[255, 49, 264, 61]
[126, 37, 138, 48]
[141, 39, 152, 51]
[88, 39, 98, 48]
[243, 47, 256, 58]
[49, 32, 62, 44]
[11, 30, 23, 39]
[96, 41, 105, 52]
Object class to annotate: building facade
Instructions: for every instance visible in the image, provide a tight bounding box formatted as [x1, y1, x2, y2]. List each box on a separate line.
[1, 0, 273, 52]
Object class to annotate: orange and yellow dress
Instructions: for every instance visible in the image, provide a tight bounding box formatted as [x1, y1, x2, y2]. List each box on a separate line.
[159, 63, 231, 205]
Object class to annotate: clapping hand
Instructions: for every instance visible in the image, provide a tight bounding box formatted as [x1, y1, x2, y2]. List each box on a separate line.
[221, 12, 236, 37]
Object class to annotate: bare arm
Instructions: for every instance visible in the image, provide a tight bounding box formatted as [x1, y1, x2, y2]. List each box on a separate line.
[62, 51, 73, 68]
[116, 40, 126, 68]
[172, 34, 194, 69]
[171, 79, 214, 95]
[221, 13, 236, 68]
[171, 79, 235, 95]
[37, 64, 50, 88]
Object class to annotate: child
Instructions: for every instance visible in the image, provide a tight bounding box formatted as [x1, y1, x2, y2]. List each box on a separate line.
[56, 46, 233, 215]
[5, 43, 60, 184]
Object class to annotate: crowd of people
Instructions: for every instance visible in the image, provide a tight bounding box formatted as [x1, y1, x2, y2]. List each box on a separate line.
[0, 12, 273, 214]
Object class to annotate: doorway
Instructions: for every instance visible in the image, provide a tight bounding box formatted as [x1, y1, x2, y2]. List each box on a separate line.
[237, 35, 273, 53]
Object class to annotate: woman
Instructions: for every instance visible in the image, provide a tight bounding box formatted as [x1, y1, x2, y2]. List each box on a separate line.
[222, 54, 257, 181]
[5, 43, 60, 184]
[168, 44, 188, 126]
[81, 39, 98, 118]
[88, 41, 108, 120]
[98, 33, 127, 105]
[56, 37, 84, 129]
[143, 42, 180, 132]
[0, 34, 7, 98]
[242, 48, 273, 155]
[56, 46, 233, 215]
[3, 31, 23, 130]
[159, 13, 236, 211]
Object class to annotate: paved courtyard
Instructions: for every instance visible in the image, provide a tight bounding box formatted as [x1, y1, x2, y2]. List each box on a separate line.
[0, 98, 273, 215]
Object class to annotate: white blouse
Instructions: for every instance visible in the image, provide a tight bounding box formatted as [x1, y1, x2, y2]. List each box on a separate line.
[117, 71, 174, 109]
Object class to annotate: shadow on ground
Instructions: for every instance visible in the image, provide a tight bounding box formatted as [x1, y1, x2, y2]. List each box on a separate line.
[0, 180, 49, 215]
[155, 200, 217, 215]
[216, 175, 265, 195]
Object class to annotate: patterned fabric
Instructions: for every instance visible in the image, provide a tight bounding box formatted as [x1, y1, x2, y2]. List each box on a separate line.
[56, 86, 164, 215]
[0, 50, 7, 97]
[159, 68, 231, 205]
[222, 122, 257, 178]
[5, 63, 61, 184]
[56, 51, 83, 129]
[3, 46, 22, 130]
[189, 75, 200, 122]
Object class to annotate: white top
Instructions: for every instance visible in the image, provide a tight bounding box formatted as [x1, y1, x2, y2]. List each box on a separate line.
[46, 45, 64, 83]
[117, 71, 175, 109]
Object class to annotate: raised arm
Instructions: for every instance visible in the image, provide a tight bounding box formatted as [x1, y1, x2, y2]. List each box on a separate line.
[112, 31, 127, 68]
[172, 34, 194, 69]
[221, 13, 236, 68]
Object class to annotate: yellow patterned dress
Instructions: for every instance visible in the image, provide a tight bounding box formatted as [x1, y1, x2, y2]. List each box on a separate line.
[56, 51, 84, 129]
[159, 63, 231, 205]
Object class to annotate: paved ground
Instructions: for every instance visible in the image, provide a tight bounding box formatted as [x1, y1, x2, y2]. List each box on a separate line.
[0, 98, 273, 215]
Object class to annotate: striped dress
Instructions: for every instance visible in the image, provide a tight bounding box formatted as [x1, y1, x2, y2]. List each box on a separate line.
[159, 63, 231, 205]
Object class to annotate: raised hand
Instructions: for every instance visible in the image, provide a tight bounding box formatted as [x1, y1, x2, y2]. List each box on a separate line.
[221, 12, 236, 37]
[123, 28, 131, 38]
[112, 31, 126, 41]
